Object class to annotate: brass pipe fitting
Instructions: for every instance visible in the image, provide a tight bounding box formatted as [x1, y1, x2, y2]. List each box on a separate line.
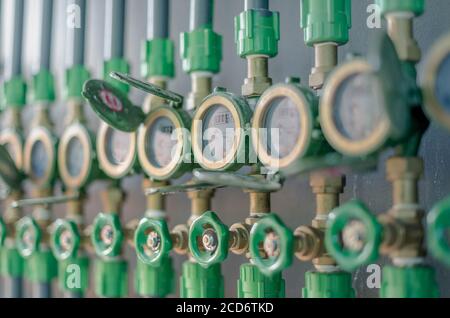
[310, 43, 338, 90]
[242, 55, 272, 97]
[2, 108, 22, 129]
[293, 226, 323, 261]
[64, 99, 86, 126]
[143, 179, 168, 212]
[143, 77, 167, 113]
[187, 188, 215, 225]
[100, 186, 125, 216]
[186, 73, 213, 111]
[385, 14, 421, 63]
[229, 223, 250, 255]
[171, 224, 189, 255]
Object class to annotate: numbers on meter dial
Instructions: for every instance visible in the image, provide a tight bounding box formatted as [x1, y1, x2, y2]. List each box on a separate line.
[30, 141, 49, 178]
[263, 97, 301, 159]
[333, 73, 385, 142]
[146, 117, 177, 168]
[202, 105, 236, 162]
[106, 128, 132, 165]
[66, 137, 85, 177]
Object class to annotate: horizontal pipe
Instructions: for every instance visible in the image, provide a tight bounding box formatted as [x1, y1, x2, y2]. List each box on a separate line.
[65, 0, 87, 67]
[147, 0, 169, 39]
[190, 0, 213, 31]
[104, 0, 126, 60]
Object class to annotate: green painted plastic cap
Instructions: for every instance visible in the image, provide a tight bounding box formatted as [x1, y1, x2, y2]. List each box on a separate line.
[237, 263, 285, 298]
[135, 257, 174, 298]
[15, 217, 42, 258]
[375, 0, 425, 16]
[249, 214, 294, 276]
[180, 261, 224, 298]
[104, 58, 130, 94]
[30, 70, 56, 103]
[180, 28, 222, 74]
[141, 39, 175, 79]
[91, 213, 124, 258]
[25, 250, 58, 283]
[427, 196, 450, 266]
[325, 200, 382, 272]
[1, 246, 24, 278]
[58, 257, 89, 293]
[300, 0, 351, 46]
[380, 265, 439, 298]
[302, 271, 355, 298]
[50, 219, 81, 261]
[82, 79, 145, 132]
[94, 258, 128, 298]
[235, 9, 280, 57]
[65, 65, 91, 99]
[134, 217, 173, 267]
[188, 211, 229, 268]
[2, 77, 27, 108]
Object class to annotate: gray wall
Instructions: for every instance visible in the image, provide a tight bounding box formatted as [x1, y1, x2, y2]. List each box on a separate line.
[6, 0, 450, 297]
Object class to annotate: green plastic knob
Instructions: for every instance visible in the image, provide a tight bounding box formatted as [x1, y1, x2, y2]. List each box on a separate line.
[380, 265, 439, 298]
[58, 257, 89, 294]
[427, 196, 450, 266]
[302, 271, 355, 298]
[91, 213, 123, 258]
[135, 257, 174, 298]
[51, 219, 81, 261]
[189, 211, 229, 267]
[15, 217, 42, 258]
[134, 217, 173, 267]
[325, 200, 383, 272]
[235, 9, 280, 57]
[180, 27, 222, 74]
[237, 263, 285, 298]
[249, 214, 294, 276]
[30, 70, 56, 103]
[180, 261, 224, 298]
[375, 0, 424, 16]
[0, 218, 6, 247]
[300, 0, 351, 46]
[94, 258, 128, 298]
[104, 58, 130, 94]
[2, 76, 27, 108]
[65, 65, 91, 99]
[141, 39, 175, 79]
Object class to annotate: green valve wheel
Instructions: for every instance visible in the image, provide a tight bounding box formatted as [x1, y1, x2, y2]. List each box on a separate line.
[325, 201, 382, 272]
[15, 217, 42, 258]
[91, 213, 123, 258]
[189, 211, 229, 268]
[50, 219, 81, 261]
[0, 218, 6, 247]
[134, 217, 172, 267]
[427, 196, 450, 266]
[375, 0, 425, 16]
[249, 214, 294, 276]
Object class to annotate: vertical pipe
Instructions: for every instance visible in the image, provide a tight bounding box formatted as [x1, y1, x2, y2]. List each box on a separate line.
[4, 0, 25, 80]
[104, 0, 125, 60]
[147, 0, 169, 39]
[65, 0, 87, 68]
[36, 0, 54, 72]
[32, 283, 52, 298]
[190, 0, 213, 31]
[3, 277, 23, 298]
[245, 0, 268, 10]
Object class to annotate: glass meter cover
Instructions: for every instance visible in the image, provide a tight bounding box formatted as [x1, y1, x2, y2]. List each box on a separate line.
[58, 124, 96, 189]
[192, 91, 253, 171]
[422, 32, 450, 131]
[252, 83, 320, 172]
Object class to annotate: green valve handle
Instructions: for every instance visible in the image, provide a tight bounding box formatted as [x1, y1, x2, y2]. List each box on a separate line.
[15, 216, 42, 258]
[134, 217, 173, 267]
[427, 196, 450, 267]
[91, 213, 123, 258]
[189, 211, 229, 267]
[249, 214, 294, 276]
[235, 8, 280, 57]
[300, 0, 351, 46]
[50, 219, 81, 261]
[0, 218, 6, 247]
[325, 200, 383, 272]
[375, 0, 425, 16]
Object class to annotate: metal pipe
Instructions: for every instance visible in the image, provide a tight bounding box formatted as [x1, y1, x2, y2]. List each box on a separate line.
[245, 0, 268, 10]
[104, 0, 126, 60]
[4, 0, 25, 80]
[37, 0, 54, 72]
[190, 0, 213, 31]
[32, 283, 52, 298]
[3, 277, 23, 298]
[65, 0, 87, 68]
[147, 0, 169, 39]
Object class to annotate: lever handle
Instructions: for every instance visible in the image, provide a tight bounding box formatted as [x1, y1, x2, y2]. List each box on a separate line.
[11, 192, 81, 209]
[145, 183, 223, 196]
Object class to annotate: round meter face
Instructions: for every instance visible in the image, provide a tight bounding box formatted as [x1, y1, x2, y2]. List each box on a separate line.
[201, 105, 236, 163]
[332, 73, 385, 142]
[436, 55, 450, 112]
[30, 141, 49, 179]
[146, 116, 177, 168]
[66, 137, 85, 177]
[105, 128, 132, 166]
[262, 97, 302, 160]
